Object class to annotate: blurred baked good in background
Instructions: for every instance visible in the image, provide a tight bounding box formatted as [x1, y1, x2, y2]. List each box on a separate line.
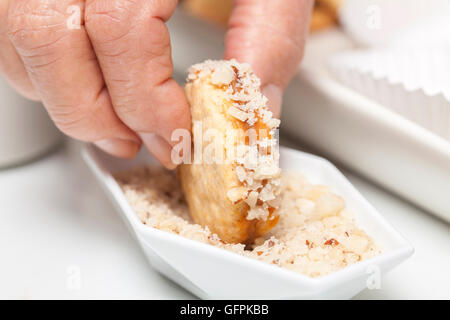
[310, 0, 342, 31]
[181, 0, 234, 26]
[181, 0, 342, 31]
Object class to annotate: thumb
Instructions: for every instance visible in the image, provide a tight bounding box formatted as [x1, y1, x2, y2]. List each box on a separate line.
[224, 0, 313, 117]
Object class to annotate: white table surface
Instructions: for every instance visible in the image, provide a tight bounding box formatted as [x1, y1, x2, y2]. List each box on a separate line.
[0, 139, 449, 300]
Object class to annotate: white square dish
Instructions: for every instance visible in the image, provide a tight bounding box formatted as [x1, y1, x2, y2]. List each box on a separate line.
[82, 145, 413, 299]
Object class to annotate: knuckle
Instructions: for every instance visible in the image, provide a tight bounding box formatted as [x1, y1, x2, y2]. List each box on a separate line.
[85, 0, 174, 46]
[114, 96, 139, 117]
[7, 0, 66, 50]
[49, 103, 96, 140]
[116, 101, 156, 132]
[85, 0, 141, 43]
[142, 20, 171, 57]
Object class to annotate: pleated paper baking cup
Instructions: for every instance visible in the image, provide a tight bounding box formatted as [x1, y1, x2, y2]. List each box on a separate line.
[338, 0, 450, 47]
[328, 48, 450, 141]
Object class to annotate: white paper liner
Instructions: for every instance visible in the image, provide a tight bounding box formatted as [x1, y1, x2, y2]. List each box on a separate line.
[390, 15, 450, 49]
[339, 0, 450, 47]
[328, 48, 450, 141]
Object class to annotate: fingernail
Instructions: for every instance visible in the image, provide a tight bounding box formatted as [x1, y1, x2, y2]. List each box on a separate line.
[95, 138, 141, 159]
[262, 84, 283, 118]
[140, 133, 177, 170]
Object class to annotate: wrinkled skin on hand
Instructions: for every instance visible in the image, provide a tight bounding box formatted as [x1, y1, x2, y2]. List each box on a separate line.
[0, 0, 312, 167]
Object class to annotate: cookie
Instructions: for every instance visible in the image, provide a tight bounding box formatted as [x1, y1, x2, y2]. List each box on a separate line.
[179, 59, 281, 243]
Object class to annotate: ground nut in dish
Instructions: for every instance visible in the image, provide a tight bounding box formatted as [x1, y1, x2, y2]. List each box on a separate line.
[115, 167, 381, 278]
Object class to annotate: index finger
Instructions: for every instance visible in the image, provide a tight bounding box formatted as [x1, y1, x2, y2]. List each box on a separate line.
[85, 0, 190, 168]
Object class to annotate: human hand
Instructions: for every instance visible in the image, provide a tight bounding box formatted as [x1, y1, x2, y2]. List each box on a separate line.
[0, 0, 312, 168]
[1, 0, 190, 168]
